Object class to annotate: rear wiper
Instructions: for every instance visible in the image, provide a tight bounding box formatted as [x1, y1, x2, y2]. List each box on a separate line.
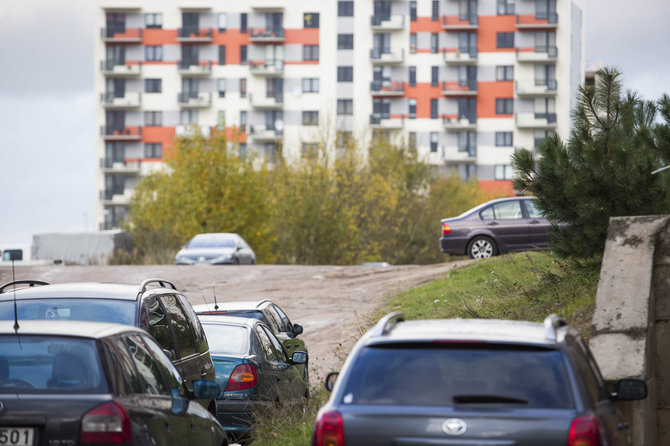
[453, 395, 529, 404]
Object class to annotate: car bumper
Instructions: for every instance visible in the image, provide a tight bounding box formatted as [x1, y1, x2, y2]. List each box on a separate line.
[176, 259, 235, 265]
[440, 236, 469, 255]
[215, 399, 273, 437]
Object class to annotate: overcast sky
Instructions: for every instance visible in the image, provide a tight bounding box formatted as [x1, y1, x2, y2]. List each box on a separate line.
[0, 0, 668, 246]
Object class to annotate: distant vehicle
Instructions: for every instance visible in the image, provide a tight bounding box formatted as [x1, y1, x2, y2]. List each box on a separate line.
[176, 233, 256, 265]
[0, 278, 217, 415]
[0, 244, 33, 263]
[0, 320, 228, 446]
[199, 314, 308, 443]
[313, 313, 647, 446]
[440, 196, 552, 259]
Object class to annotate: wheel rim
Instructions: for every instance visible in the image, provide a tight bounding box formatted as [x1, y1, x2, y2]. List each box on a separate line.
[471, 239, 493, 258]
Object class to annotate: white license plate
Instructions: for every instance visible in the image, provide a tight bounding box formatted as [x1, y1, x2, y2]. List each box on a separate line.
[0, 428, 34, 446]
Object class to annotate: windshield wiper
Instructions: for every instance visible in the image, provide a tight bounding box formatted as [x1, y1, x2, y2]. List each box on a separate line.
[453, 395, 529, 404]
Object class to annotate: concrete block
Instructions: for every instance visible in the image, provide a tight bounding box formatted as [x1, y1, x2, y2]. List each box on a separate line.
[589, 333, 646, 380]
[654, 266, 670, 320]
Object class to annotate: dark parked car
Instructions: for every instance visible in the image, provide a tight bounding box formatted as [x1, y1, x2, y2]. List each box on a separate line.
[176, 233, 256, 265]
[194, 300, 308, 382]
[0, 278, 217, 414]
[313, 313, 647, 446]
[0, 320, 228, 446]
[199, 315, 308, 443]
[440, 196, 551, 259]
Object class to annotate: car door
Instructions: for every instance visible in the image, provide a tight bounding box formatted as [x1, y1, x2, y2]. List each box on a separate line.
[480, 200, 530, 252]
[523, 198, 551, 248]
[261, 325, 305, 403]
[159, 294, 199, 389]
[177, 294, 215, 382]
[268, 305, 307, 379]
[254, 324, 283, 402]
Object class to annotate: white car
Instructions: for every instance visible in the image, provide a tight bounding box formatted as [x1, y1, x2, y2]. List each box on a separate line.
[175, 233, 256, 265]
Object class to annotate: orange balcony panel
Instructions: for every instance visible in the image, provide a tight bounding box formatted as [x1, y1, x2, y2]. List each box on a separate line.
[478, 180, 514, 197]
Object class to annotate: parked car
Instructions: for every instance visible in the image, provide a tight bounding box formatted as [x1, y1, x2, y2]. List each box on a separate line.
[0, 278, 217, 415]
[198, 314, 308, 443]
[440, 196, 551, 259]
[0, 320, 228, 446]
[176, 233, 256, 265]
[194, 300, 308, 382]
[313, 312, 647, 446]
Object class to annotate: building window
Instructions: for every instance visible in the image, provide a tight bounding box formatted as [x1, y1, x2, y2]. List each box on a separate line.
[180, 110, 197, 125]
[145, 79, 161, 93]
[302, 78, 319, 93]
[144, 111, 162, 126]
[430, 132, 438, 153]
[338, 1, 354, 16]
[431, 98, 438, 119]
[410, 33, 417, 53]
[239, 143, 247, 157]
[337, 99, 353, 115]
[410, 1, 417, 21]
[145, 13, 162, 29]
[303, 45, 319, 61]
[494, 164, 514, 180]
[217, 13, 227, 32]
[218, 45, 226, 65]
[240, 78, 247, 98]
[217, 111, 226, 130]
[217, 78, 226, 98]
[496, 65, 514, 81]
[409, 66, 416, 87]
[337, 131, 353, 148]
[432, 0, 439, 20]
[304, 12, 319, 28]
[240, 45, 247, 64]
[239, 111, 247, 132]
[497, 0, 515, 15]
[496, 98, 514, 114]
[430, 33, 439, 53]
[338, 34, 354, 50]
[337, 66, 353, 82]
[408, 98, 417, 119]
[302, 111, 319, 126]
[408, 132, 417, 151]
[497, 32, 515, 49]
[145, 45, 162, 61]
[240, 13, 247, 33]
[431, 66, 439, 87]
[144, 143, 162, 158]
[495, 131, 513, 146]
[458, 131, 477, 156]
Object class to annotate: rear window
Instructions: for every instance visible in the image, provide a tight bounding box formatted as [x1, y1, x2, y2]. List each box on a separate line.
[202, 323, 249, 355]
[0, 335, 108, 394]
[187, 234, 235, 248]
[341, 344, 574, 409]
[0, 299, 136, 325]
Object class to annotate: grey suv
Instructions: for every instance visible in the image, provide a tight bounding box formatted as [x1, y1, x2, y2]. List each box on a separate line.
[313, 313, 647, 446]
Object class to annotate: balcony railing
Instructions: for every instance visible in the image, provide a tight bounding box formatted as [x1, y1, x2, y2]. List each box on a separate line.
[516, 46, 558, 62]
[248, 60, 285, 76]
[442, 114, 477, 129]
[370, 81, 406, 96]
[101, 92, 142, 108]
[101, 126, 143, 140]
[515, 79, 557, 96]
[100, 158, 142, 173]
[177, 61, 213, 75]
[443, 48, 478, 64]
[101, 27, 143, 42]
[370, 114, 405, 129]
[249, 93, 283, 108]
[101, 61, 142, 76]
[370, 14, 405, 30]
[249, 125, 283, 141]
[249, 28, 285, 42]
[516, 13, 558, 28]
[370, 48, 405, 64]
[177, 28, 213, 41]
[177, 92, 212, 107]
[442, 81, 477, 96]
[515, 112, 557, 129]
[442, 14, 478, 29]
[442, 145, 477, 162]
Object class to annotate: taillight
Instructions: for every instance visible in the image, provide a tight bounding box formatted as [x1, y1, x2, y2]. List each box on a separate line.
[312, 410, 344, 446]
[442, 223, 451, 235]
[568, 416, 601, 446]
[81, 401, 131, 444]
[224, 363, 258, 391]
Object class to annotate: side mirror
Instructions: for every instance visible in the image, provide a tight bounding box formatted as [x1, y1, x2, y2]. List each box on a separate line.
[236, 246, 242, 251]
[192, 379, 221, 399]
[325, 372, 339, 392]
[170, 388, 189, 415]
[291, 351, 308, 365]
[293, 324, 303, 336]
[614, 378, 647, 401]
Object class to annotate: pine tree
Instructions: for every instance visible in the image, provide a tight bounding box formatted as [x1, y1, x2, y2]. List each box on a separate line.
[512, 68, 670, 258]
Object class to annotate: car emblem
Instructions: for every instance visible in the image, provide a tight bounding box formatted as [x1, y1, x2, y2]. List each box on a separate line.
[442, 418, 467, 436]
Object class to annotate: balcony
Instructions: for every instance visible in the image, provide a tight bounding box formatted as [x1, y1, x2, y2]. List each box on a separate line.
[249, 60, 284, 76]
[178, 61, 213, 76]
[442, 145, 477, 162]
[177, 28, 213, 42]
[249, 125, 283, 142]
[443, 49, 478, 65]
[442, 115, 477, 130]
[101, 92, 142, 108]
[370, 114, 405, 129]
[101, 27, 143, 42]
[516, 46, 558, 63]
[100, 159, 141, 174]
[249, 28, 285, 42]
[370, 81, 406, 96]
[101, 61, 142, 76]
[100, 188, 132, 206]
[101, 126, 142, 141]
[515, 112, 557, 129]
[370, 48, 405, 65]
[370, 14, 405, 30]
[175, 125, 211, 138]
[516, 13, 558, 29]
[515, 79, 557, 97]
[178, 92, 212, 108]
[442, 81, 477, 96]
[442, 14, 478, 30]
[249, 93, 283, 109]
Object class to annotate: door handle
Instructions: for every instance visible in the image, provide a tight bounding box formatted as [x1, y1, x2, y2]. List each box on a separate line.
[529, 220, 541, 224]
[487, 222, 498, 226]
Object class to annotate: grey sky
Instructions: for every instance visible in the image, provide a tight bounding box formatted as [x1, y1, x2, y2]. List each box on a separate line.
[0, 0, 668, 246]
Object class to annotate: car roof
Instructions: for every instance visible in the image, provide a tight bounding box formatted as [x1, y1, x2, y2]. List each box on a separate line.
[443, 196, 537, 221]
[198, 314, 258, 328]
[0, 320, 144, 339]
[193, 300, 271, 313]
[0, 282, 141, 301]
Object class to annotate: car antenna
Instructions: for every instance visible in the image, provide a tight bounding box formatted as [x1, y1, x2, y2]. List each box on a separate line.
[212, 283, 219, 310]
[11, 258, 19, 331]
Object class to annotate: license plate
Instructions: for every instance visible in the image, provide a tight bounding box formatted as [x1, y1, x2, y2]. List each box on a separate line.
[0, 428, 34, 446]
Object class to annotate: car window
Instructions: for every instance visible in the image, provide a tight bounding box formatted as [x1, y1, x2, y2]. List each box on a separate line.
[160, 294, 197, 359]
[255, 325, 280, 361]
[341, 344, 574, 408]
[261, 307, 282, 333]
[0, 299, 136, 325]
[492, 201, 523, 220]
[269, 305, 291, 333]
[480, 206, 495, 220]
[106, 337, 143, 395]
[141, 334, 185, 396]
[178, 294, 209, 353]
[569, 336, 610, 403]
[261, 325, 289, 362]
[525, 199, 544, 219]
[124, 334, 169, 396]
[145, 296, 178, 359]
[202, 323, 249, 355]
[187, 234, 235, 248]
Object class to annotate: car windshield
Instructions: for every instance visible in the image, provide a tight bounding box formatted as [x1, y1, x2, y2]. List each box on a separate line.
[187, 234, 236, 249]
[0, 299, 136, 325]
[0, 335, 108, 394]
[201, 323, 249, 355]
[341, 344, 574, 409]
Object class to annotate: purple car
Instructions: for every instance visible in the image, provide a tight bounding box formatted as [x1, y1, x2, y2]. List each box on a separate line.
[440, 196, 551, 259]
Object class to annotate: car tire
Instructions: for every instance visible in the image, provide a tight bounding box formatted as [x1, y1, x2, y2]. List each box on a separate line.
[467, 236, 497, 259]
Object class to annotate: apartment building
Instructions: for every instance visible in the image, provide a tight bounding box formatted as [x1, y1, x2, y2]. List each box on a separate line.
[95, 0, 584, 230]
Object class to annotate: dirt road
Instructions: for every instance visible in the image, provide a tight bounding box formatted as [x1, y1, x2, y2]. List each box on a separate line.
[0, 261, 470, 382]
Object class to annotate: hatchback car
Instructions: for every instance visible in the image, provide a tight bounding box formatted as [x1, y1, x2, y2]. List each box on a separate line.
[0, 320, 227, 446]
[0, 278, 217, 414]
[440, 196, 551, 259]
[176, 233, 256, 265]
[199, 315, 308, 443]
[313, 313, 647, 446]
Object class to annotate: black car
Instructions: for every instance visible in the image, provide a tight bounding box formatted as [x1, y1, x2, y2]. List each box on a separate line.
[199, 315, 308, 443]
[314, 313, 647, 446]
[0, 279, 217, 414]
[440, 196, 552, 259]
[0, 320, 227, 446]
